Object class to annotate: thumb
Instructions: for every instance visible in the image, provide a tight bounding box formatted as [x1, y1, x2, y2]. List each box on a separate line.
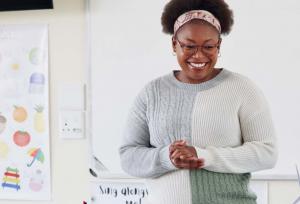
[175, 140, 187, 145]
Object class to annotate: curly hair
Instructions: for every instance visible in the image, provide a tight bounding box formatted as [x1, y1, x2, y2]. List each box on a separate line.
[161, 0, 234, 35]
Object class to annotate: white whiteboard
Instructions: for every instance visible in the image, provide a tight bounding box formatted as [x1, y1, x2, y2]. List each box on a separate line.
[89, 180, 267, 204]
[88, 0, 300, 179]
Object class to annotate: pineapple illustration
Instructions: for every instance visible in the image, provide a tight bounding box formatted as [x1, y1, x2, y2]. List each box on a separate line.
[34, 106, 45, 133]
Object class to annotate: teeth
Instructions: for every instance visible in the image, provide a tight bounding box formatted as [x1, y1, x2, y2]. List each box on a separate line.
[189, 62, 206, 69]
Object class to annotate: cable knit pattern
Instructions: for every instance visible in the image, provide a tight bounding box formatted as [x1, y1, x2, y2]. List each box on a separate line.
[119, 69, 277, 204]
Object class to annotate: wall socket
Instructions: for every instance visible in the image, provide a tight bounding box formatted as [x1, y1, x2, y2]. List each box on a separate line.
[59, 110, 85, 139]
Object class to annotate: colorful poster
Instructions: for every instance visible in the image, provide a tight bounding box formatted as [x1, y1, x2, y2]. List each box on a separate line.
[0, 25, 50, 200]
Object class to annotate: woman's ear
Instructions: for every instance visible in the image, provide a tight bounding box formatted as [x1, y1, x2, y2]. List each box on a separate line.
[217, 37, 222, 49]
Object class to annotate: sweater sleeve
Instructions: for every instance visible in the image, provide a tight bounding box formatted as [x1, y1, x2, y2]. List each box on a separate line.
[195, 82, 278, 173]
[119, 86, 177, 178]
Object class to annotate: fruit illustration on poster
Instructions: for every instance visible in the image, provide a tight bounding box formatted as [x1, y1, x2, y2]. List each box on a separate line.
[0, 113, 7, 134]
[13, 106, 27, 123]
[11, 63, 20, 71]
[29, 47, 45, 65]
[0, 140, 9, 159]
[13, 130, 31, 147]
[34, 105, 45, 133]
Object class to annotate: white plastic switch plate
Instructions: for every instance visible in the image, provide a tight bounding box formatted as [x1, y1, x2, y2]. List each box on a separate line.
[59, 110, 85, 139]
[58, 83, 85, 110]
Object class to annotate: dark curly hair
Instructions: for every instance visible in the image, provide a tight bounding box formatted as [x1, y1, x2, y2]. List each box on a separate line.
[161, 0, 234, 35]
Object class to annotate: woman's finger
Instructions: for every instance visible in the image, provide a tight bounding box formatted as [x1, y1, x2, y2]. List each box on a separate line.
[171, 148, 192, 159]
[172, 157, 183, 168]
[173, 140, 186, 146]
[171, 149, 183, 159]
[169, 144, 176, 154]
[179, 153, 193, 160]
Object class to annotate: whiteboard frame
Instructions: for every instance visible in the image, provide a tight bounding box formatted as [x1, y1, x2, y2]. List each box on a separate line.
[85, 0, 300, 181]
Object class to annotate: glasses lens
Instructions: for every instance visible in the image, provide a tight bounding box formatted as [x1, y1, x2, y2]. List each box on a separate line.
[182, 45, 198, 56]
[202, 45, 218, 55]
[177, 39, 219, 56]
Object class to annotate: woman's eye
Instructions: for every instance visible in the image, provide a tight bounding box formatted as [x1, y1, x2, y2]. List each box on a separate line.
[203, 45, 215, 50]
[185, 45, 196, 50]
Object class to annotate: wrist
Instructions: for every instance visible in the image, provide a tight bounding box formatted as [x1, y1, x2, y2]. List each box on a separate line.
[189, 146, 198, 158]
[194, 147, 214, 167]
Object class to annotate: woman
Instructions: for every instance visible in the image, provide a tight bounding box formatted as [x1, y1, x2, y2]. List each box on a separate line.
[119, 0, 278, 203]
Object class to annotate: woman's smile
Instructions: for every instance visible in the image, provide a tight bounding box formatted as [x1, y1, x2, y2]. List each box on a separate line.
[187, 62, 207, 69]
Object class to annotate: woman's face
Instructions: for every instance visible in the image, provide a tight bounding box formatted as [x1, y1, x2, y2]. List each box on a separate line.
[172, 20, 221, 84]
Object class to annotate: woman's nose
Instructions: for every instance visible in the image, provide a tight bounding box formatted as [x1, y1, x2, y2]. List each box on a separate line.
[192, 47, 206, 58]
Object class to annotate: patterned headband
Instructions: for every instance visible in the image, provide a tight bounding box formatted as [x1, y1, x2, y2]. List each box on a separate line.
[174, 10, 221, 34]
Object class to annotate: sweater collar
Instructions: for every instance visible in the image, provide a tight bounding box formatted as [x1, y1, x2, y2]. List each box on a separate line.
[165, 68, 231, 91]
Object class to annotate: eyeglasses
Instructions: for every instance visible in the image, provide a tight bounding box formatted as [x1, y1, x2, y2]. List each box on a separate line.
[176, 38, 220, 56]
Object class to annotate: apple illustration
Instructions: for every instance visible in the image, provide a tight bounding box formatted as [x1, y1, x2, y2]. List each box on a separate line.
[0, 113, 7, 134]
[13, 130, 31, 147]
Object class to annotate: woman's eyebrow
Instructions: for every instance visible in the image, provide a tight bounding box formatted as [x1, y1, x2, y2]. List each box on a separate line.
[184, 38, 217, 43]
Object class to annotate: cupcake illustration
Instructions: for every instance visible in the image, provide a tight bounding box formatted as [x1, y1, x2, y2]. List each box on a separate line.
[29, 73, 45, 94]
[29, 169, 44, 192]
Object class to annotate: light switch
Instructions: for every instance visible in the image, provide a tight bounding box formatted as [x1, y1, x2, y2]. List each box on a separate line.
[59, 110, 85, 139]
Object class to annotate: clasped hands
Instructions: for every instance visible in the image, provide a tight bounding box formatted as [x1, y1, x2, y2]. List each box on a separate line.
[169, 140, 204, 169]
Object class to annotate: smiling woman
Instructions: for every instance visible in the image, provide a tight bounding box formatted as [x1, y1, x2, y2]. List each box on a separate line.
[89, 0, 300, 203]
[118, 0, 278, 203]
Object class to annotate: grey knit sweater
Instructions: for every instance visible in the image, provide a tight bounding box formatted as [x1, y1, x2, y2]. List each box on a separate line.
[119, 69, 278, 204]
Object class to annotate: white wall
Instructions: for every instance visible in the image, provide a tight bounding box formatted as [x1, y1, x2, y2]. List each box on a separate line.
[269, 181, 299, 204]
[0, 0, 299, 204]
[0, 0, 89, 203]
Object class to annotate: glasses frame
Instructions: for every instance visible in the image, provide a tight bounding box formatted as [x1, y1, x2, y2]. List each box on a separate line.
[175, 37, 221, 56]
